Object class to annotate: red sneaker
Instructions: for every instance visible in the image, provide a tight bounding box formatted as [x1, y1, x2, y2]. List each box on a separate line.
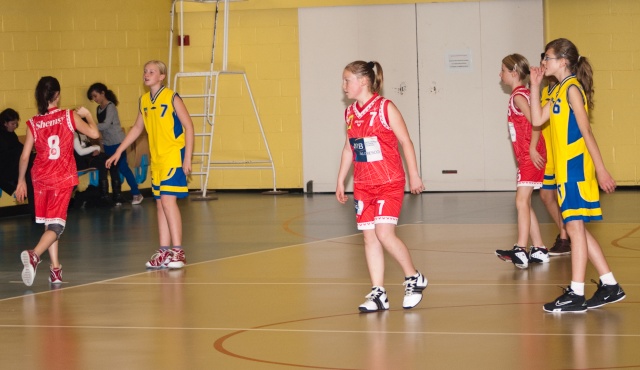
[49, 265, 63, 284]
[21, 250, 41, 286]
[145, 249, 172, 269]
[167, 248, 186, 269]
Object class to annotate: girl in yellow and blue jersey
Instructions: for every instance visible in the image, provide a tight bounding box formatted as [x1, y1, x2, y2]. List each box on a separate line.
[530, 38, 625, 313]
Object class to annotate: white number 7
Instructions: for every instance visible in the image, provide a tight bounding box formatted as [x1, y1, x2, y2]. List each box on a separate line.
[377, 200, 385, 215]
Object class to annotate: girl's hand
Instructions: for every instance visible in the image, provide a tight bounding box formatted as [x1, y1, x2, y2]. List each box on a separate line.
[596, 169, 616, 194]
[336, 183, 348, 204]
[529, 148, 545, 170]
[409, 176, 425, 194]
[530, 66, 545, 86]
[75, 106, 90, 118]
[105, 152, 121, 168]
[182, 157, 192, 176]
[15, 181, 27, 203]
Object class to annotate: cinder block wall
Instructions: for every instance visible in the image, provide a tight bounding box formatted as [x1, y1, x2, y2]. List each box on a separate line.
[545, 0, 640, 185]
[0, 0, 170, 208]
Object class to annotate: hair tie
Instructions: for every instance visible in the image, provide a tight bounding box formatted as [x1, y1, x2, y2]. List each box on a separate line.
[511, 62, 518, 72]
[577, 55, 582, 62]
[366, 61, 375, 69]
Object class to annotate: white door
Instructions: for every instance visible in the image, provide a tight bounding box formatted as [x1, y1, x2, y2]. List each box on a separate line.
[417, 1, 543, 191]
[300, 4, 420, 193]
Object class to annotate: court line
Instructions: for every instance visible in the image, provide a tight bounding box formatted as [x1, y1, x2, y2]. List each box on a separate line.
[0, 324, 638, 337]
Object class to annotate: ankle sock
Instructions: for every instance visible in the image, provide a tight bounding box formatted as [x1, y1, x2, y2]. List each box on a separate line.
[570, 281, 585, 296]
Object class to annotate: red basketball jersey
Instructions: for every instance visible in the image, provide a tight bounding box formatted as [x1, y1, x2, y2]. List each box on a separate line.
[345, 94, 405, 186]
[27, 108, 78, 189]
[507, 86, 545, 163]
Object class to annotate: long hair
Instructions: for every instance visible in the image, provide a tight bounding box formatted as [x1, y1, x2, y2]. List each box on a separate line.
[35, 76, 60, 115]
[87, 82, 119, 106]
[545, 38, 594, 109]
[344, 60, 384, 94]
[502, 54, 530, 82]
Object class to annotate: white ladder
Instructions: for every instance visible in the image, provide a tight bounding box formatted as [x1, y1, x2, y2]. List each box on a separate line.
[168, 0, 286, 198]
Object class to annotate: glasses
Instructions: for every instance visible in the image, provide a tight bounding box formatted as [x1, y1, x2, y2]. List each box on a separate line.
[540, 53, 560, 61]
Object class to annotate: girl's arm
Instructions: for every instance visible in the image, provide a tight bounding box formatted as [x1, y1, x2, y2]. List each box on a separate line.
[388, 101, 424, 194]
[105, 111, 145, 168]
[529, 67, 551, 127]
[74, 107, 100, 139]
[173, 95, 194, 175]
[15, 130, 34, 202]
[336, 136, 353, 204]
[74, 132, 100, 156]
[514, 94, 544, 170]
[568, 86, 616, 193]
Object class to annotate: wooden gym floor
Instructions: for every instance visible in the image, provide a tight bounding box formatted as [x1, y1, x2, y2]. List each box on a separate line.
[0, 191, 639, 369]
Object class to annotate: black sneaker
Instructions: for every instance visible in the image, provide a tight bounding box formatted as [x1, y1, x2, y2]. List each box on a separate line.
[586, 279, 626, 309]
[543, 286, 587, 313]
[495, 245, 528, 269]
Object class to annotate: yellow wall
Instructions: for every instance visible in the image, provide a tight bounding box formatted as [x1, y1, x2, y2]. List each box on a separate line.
[0, 0, 170, 207]
[544, 0, 640, 185]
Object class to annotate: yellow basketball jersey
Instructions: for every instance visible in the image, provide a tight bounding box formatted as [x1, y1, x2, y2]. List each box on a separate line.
[139, 86, 185, 170]
[549, 76, 594, 185]
[540, 83, 557, 153]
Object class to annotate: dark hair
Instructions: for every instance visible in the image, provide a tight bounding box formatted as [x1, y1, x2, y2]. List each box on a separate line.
[0, 108, 19, 129]
[35, 76, 61, 115]
[502, 53, 530, 81]
[344, 60, 384, 94]
[545, 38, 594, 109]
[86, 82, 119, 106]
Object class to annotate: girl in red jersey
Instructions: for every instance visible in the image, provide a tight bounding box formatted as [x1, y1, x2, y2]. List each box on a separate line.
[494, 54, 550, 269]
[15, 76, 99, 286]
[336, 61, 427, 313]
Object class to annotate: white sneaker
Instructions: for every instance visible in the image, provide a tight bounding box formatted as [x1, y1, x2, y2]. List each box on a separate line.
[132, 194, 144, 205]
[529, 246, 550, 264]
[359, 286, 389, 313]
[403, 271, 428, 309]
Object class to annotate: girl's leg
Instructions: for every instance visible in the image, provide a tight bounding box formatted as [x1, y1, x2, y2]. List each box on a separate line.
[104, 144, 140, 195]
[117, 151, 140, 195]
[374, 223, 417, 277]
[362, 229, 385, 287]
[515, 187, 534, 247]
[48, 240, 59, 268]
[156, 198, 172, 247]
[33, 230, 57, 258]
[540, 188, 568, 239]
[585, 228, 611, 276]
[565, 220, 588, 283]
[528, 207, 544, 247]
[159, 195, 182, 247]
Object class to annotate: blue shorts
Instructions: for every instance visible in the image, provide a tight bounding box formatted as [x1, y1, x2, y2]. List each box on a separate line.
[151, 167, 188, 199]
[557, 180, 602, 223]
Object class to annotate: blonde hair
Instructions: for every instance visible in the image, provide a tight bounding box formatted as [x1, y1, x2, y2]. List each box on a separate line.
[344, 60, 384, 94]
[144, 60, 167, 76]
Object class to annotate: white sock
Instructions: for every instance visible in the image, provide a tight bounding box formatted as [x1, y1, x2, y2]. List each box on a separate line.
[570, 281, 585, 296]
[600, 272, 617, 285]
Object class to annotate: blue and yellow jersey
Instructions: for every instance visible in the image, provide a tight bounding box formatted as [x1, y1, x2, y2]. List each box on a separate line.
[549, 75, 594, 185]
[139, 86, 185, 170]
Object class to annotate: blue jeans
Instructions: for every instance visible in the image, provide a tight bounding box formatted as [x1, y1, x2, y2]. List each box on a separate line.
[104, 144, 140, 195]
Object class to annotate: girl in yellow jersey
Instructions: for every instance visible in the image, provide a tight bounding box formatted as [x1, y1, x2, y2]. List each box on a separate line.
[107, 61, 194, 270]
[530, 38, 625, 313]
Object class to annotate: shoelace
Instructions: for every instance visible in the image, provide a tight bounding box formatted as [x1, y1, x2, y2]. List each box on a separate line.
[403, 277, 418, 295]
[365, 288, 383, 301]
